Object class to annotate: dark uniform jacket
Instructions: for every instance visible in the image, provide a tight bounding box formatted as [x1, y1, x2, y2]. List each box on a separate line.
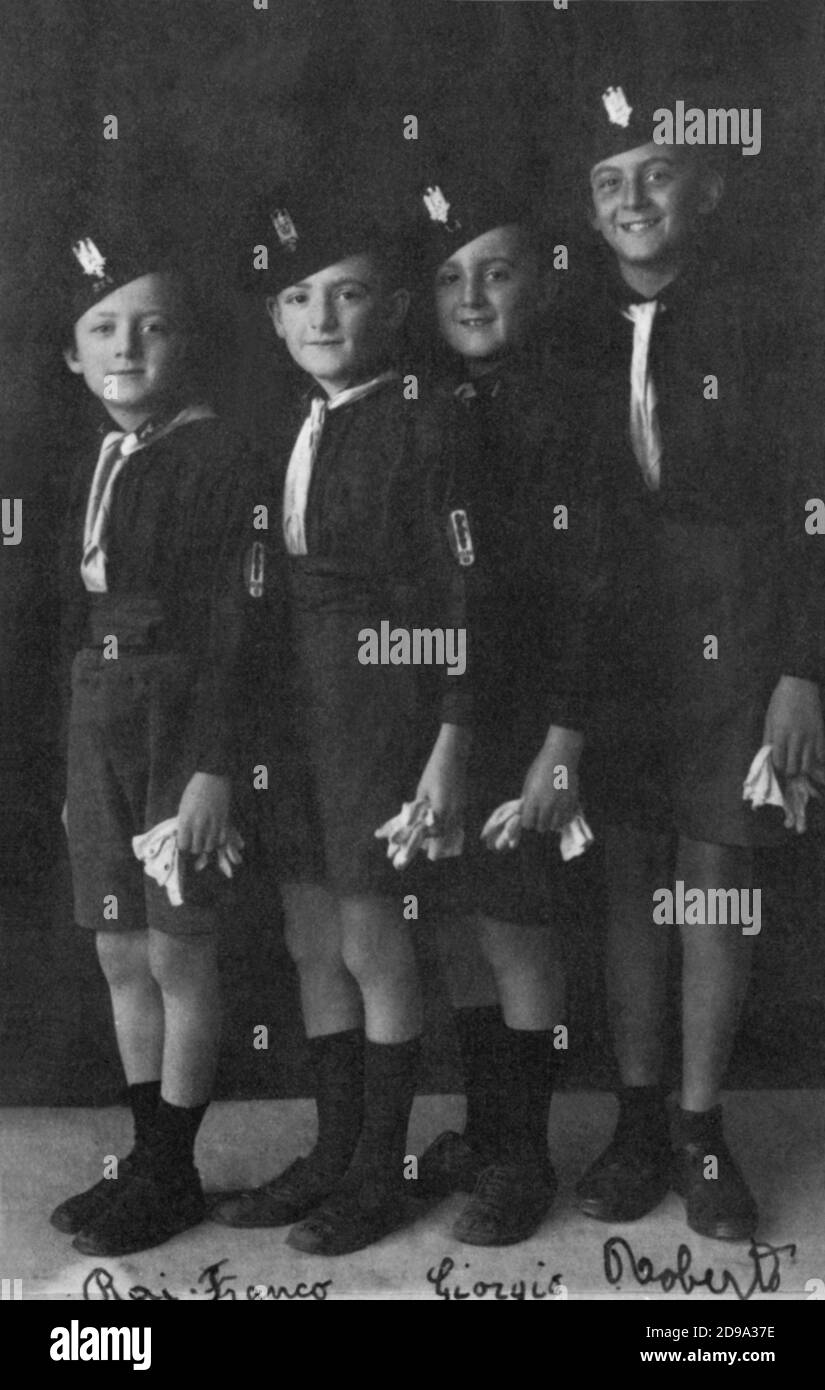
[553, 260, 822, 726]
[59, 415, 258, 779]
[434, 340, 600, 790]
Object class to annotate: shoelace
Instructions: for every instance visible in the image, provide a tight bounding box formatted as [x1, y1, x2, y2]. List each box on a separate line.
[472, 1165, 517, 1208]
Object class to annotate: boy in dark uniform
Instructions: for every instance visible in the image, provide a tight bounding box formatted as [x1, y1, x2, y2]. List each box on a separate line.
[51, 221, 256, 1256]
[569, 83, 824, 1239]
[413, 170, 592, 1244]
[212, 192, 470, 1255]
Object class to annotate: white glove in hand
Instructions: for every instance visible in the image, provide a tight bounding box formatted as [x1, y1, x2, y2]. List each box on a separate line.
[742, 744, 821, 834]
[375, 796, 464, 869]
[481, 798, 594, 862]
[132, 818, 245, 906]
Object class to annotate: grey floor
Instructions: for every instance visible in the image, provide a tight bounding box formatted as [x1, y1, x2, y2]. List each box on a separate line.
[2, 1090, 822, 1301]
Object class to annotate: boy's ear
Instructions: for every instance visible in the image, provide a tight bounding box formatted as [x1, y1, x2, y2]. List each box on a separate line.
[697, 169, 724, 217]
[265, 295, 286, 339]
[384, 287, 410, 331]
[63, 343, 84, 374]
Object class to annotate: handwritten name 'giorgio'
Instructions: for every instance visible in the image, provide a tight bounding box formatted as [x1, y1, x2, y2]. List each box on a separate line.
[82, 1259, 332, 1302]
[604, 1238, 797, 1302]
[426, 1256, 567, 1301]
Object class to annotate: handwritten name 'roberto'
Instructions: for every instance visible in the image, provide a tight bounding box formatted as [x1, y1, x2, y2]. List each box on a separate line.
[604, 1237, 796, 1302]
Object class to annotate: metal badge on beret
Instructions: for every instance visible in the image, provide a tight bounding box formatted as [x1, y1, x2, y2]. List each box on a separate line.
[72, 237, 115, 289]
[587, 78, 683, 168]
[65, 223, 176, 325]
[252, 185, 390, 294]
[271, 207, 299, 252]
[418, 166, 529, 264]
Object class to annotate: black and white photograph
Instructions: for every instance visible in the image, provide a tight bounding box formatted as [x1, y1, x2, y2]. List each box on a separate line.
[1, 0, 823, 1339]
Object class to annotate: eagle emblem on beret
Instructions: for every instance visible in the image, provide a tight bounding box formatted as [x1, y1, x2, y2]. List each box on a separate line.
[271, 208, 299, 252]
[423, 185, 452, 225]
[72, 237, 108, 279]
[602, 85, 633, 128]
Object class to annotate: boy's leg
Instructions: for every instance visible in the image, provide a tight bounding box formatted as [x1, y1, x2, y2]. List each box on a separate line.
[96, 928, 164, 1083]
[72, 928, 219, 1256]
[149, 929, 221, 1105]
[213, 881, 364, 1228]
[281, 881, 362, 1037]
[449, 916, 562, 1246]
[433, 913, 499, 1011]
[576, 823, 674, 1222]
[605, 824, 671, 1084]
[50, 929, 163, 1234]
[672, 835, 757, 1240]
[287, 893, 421, 1255]
[419, 917, 500, 1193]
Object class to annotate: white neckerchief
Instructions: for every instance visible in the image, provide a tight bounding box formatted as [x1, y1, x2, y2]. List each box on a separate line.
[80, 404, 215, 593]
[622, 301, 662, 491]
[282, 371, 396, 556]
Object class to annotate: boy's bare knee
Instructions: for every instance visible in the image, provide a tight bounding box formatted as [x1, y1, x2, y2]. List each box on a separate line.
[95, 929, 149, 988]
[148, 930, 217, 991]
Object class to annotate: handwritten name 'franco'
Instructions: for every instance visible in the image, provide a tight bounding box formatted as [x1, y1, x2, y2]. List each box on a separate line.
[82, 1260, 332, 1302]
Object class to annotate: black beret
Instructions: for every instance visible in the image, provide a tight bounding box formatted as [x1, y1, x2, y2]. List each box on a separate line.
[586, 80, 680, 170]
[248, 187, 396, 295]
[63, 220, 180, 327]
[415, 165, 532, 267]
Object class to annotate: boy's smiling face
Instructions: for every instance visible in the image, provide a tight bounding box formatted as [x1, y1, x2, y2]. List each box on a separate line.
[590, 142, 722, 288]
[435, 224, 545, 367]
[65, 272, 191, 427]
[268, 253, 408, 397]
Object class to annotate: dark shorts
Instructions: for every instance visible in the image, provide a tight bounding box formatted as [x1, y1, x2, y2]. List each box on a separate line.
[269, 559, 442, 898]
[428, 725, 573, 929]
[67, 649, 220, 935]
[582, 519, 789, 849]
[581, 691, 788, 848]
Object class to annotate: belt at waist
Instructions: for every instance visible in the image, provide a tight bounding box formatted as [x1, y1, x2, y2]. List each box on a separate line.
[86, 594, 176, 650]
[286, 555, 395, 612]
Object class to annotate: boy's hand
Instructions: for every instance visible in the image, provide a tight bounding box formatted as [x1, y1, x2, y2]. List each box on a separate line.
[177, 772, 231, 856]
[415, 722, 469, 850]
[520, 725, 584, 834]
[762, 676, 825, 779]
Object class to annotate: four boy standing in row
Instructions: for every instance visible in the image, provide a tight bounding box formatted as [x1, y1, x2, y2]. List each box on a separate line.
[51, 78, 823, 1259]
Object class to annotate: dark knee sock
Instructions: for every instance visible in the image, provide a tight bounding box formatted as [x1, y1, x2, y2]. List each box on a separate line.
[614, 1084, 671, 1152]
[347, 1037, 421, 1195]
[495, 1026, 555, 1166]
[307, 1028, 365, 1175]
[127, 1080, 161, 1153]
[143, 1097, 208, 1182]
[454, 1006, 509, 1157]
[672, 1103, 723, 1148]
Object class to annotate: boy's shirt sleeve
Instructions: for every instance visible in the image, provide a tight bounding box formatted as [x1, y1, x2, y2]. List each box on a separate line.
[529, 365, 605, 739]
[57, 450, 95, 759]
[772, 294, 825, 685]
[186, 445, 266, 780]
[412, 399, 472, 730]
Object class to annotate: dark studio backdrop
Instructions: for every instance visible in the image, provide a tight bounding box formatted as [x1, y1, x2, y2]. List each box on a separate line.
[1, 0, 823, 1104]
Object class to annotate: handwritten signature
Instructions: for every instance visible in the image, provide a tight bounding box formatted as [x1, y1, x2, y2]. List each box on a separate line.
[603, 1238, 797, 1301]
[82, 1259, 332, 1302]
[426, 1256, 567, 1301]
